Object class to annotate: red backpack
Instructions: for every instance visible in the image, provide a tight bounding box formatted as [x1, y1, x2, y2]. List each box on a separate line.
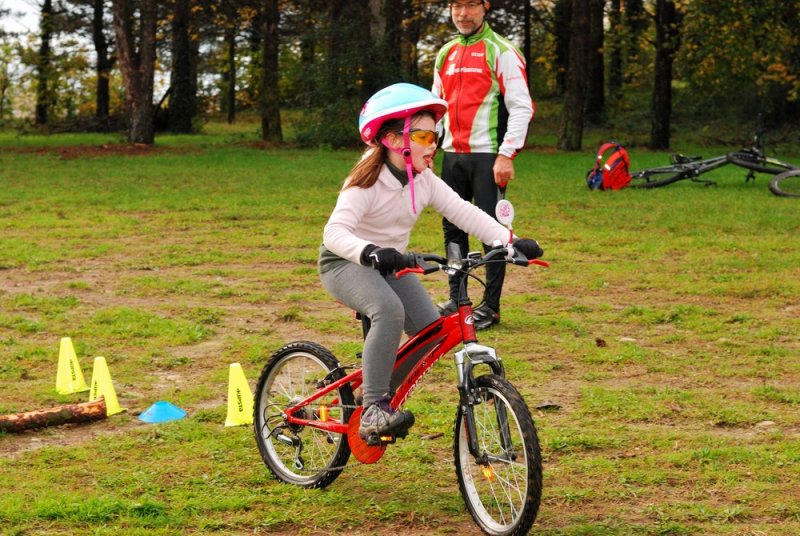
[586, 142, 631, 190]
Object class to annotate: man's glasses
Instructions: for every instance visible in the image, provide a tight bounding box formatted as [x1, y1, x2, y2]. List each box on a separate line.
[449, 1, 484, 10]
[408, 129, 439, 147]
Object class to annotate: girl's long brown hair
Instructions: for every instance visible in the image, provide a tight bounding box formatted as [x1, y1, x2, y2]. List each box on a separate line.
[344, 111, 435, 190]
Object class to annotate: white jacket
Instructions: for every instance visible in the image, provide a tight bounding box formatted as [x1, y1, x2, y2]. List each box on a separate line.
[323, 164, 512, 265]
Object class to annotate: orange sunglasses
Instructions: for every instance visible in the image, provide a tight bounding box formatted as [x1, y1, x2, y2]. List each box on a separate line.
[408, 129, 439, 147]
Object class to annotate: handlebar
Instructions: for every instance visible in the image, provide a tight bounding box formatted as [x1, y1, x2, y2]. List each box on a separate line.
[395, 246, 549, 279]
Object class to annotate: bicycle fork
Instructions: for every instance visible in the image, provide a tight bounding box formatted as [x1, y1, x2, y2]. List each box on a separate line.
[454, 344, 514, 461]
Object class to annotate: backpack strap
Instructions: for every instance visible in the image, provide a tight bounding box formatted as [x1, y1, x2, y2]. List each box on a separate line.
[592, 142, 618, 170]
[596, 142, 620, 159]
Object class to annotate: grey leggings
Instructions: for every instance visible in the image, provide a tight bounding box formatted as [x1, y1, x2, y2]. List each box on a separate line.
[320, 261, 439, 407]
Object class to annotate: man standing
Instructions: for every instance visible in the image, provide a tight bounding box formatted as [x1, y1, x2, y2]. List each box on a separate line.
[432, 1, 534, 329]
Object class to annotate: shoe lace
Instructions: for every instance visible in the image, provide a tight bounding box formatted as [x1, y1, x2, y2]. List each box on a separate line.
[374, 397, 393, 414]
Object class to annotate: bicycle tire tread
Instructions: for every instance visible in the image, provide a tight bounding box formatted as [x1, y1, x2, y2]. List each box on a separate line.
[769, 169, 800, 197]
[453, 374, 542, 535]
[253, 341, 354, 489]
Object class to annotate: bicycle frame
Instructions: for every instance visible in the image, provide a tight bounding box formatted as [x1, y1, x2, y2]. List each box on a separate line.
[281, 305, 497, 447]
[632, 154, 728, 183]
[278, 254, 548, 459]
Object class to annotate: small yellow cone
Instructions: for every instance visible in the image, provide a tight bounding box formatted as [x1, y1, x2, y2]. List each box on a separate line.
[56, 337, 89, 394]
[225, 363, 253, 427]
[89, 356, 124, 416]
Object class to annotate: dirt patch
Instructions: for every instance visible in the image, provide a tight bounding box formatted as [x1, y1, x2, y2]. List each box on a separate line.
[2, 143, 200, 160]
[0, 257, 330, 457]
[56, 143, 169, 159]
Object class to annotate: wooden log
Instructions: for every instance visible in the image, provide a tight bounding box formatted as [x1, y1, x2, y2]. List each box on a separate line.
[0, 397, 107, 433]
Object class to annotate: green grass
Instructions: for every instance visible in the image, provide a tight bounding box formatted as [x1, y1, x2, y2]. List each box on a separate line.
[1, 121, 799, 535]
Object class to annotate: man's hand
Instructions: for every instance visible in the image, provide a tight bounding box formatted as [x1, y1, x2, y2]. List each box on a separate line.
[493, 154, 515, 186]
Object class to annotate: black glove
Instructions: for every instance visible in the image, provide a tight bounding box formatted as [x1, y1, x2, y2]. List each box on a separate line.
[513, 238, 544, 260]
[368, 246, 406, 276]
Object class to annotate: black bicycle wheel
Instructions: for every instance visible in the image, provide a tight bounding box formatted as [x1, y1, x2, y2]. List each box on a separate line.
[454, 374, 542, 536]
[629, 168, 690, 189]
[728, 152, 798, 175]
[253, 341, 354, 489]
[769, 169, 800, 197]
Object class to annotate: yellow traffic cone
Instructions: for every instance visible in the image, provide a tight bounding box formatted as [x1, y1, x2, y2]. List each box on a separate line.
[56, 337, 89, 395]
[225, 363, 253, 427]
[89, 356, 124, 416]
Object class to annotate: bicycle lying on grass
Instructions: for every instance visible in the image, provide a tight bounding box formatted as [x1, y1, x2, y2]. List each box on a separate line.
[629, 125, 798, 190]
[253, 204, 546, 535]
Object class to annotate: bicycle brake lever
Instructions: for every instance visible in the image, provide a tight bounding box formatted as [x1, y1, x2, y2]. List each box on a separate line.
[395, 257, 440, 278]
[395, 266, 424, 278]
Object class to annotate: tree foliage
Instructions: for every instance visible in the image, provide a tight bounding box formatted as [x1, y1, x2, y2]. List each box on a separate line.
[677, 0, 800, 121]
[0, 0, 798, 147]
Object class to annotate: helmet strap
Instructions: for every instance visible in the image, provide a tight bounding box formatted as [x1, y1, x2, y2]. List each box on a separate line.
[380, 116, 417, 214]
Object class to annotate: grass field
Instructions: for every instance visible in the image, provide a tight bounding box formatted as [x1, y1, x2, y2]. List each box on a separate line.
[1, 121, 799, 535]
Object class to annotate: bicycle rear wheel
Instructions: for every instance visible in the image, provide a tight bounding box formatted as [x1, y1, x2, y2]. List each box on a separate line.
[629, 167, 689, 189]
[769, 169, 800, 197]
[728, 152, 798, 175]
[253, 341, 354, 489]
[454, 375, 542, 536]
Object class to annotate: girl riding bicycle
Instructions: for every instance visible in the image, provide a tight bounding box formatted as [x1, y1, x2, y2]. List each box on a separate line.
[318, 82, 542, 442]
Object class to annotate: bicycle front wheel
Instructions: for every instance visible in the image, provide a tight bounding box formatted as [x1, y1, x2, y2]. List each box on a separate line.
[253, 341, 354, 489]
[629, 168, 689, 189]
[454, 375, 542, 536]
[728, 152, 798, 175]
[769, 169, 800, 197]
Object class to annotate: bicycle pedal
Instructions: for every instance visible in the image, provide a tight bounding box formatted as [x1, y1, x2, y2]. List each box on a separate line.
[365, 432, 396, 446]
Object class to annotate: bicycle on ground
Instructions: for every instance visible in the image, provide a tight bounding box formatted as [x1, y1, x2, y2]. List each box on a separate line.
[629, 124, 798, 190]
[253, 205, 546, 535]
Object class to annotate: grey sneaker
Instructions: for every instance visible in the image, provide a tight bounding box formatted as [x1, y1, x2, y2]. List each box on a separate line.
[359, 397, 414, 442]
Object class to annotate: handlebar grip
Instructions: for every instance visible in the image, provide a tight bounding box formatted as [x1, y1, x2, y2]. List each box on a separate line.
[401, 252, 417, 269]
[394, 252, 419, 279]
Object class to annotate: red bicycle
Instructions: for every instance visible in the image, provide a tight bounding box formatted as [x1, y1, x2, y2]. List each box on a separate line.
[253, 240, 547, 535]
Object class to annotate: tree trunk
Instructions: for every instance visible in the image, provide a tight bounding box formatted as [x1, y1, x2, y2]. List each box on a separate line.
[624, 0, 646, 84]
[650, 0, 679, 149]
[260, 0, 282, 142]
[607, 0, 622, 100]
[92, 0, 111, 119]
[370, 0, 403, 93]
[299, 5, 317, 97]
[35, 0, 53, 126]
[557, 0, 590, 151]
[524, 0, 531, 89]
[0, 397, 107, 433]
[585, 0, 605, 123]
[404, 0, 422, 84]
[169, 0, 196, 133]
[553, 0, 572, 97]
[224, 23, 236, 124]
[112, 0, 158, 144]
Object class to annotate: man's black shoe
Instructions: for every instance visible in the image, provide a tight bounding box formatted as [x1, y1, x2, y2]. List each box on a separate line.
[472, 303, 500, 330]
[437, 298, 458, 316]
